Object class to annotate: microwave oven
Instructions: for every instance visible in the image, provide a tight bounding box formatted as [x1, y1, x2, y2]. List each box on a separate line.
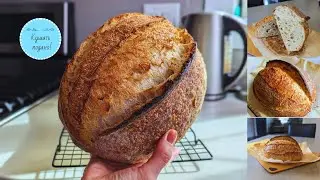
[0, 2, 75, 57]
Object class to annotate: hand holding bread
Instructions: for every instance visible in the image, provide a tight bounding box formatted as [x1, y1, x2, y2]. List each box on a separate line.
[58, 13, 206, 164]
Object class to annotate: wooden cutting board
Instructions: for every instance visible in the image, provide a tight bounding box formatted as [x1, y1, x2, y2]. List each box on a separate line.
[252, 152, 320, 174]
[248, 25, 320, 57]
[248, 140, 320, 174]
[247, 35, 262, 56]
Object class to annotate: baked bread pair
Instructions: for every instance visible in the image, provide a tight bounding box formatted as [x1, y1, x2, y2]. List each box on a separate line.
[253, 5, 310, 55]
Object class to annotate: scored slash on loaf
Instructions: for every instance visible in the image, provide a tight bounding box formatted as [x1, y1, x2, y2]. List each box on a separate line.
[58, 13, 207, 164]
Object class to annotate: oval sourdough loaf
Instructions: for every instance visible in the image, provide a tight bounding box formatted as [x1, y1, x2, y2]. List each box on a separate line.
[58, 13, 207, 164]
[253, 60, 316, 117]
[264, 136, 303, 161]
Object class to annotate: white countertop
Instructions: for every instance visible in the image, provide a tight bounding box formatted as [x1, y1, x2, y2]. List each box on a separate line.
[0, 93, 247, 180]
[247, 134, 320, 180]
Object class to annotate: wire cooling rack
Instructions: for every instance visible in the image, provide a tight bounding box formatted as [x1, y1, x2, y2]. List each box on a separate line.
[52, 128, 212, 173]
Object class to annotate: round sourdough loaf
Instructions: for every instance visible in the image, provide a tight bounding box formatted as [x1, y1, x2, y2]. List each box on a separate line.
[58, 13, 207, 164]
[253, 60, 316, 117]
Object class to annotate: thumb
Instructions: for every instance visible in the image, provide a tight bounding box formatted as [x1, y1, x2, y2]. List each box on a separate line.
[82, 156, 113, 180]
[141, 129, 178, 175]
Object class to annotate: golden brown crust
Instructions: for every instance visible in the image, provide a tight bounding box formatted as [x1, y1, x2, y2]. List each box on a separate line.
[262, 36, 303, 56]
[269, 136, 300, 146]
[301, 21, 310, 48]
[266, 61, 316, 103]
[58, 13, 207, 164]
[92, 50, 206, 163]
[59, 13, 165, 148]
[264, 137, 303, 161]
[255, 15, 274, 26]
[253, 60, 316, 117]
[264, 152, 303, 161]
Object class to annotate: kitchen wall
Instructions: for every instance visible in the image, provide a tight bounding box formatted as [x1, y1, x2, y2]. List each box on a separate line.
[303, 118, 320, 140]
[247, 118, 256, 139]
[0, 0, 203, 47]
[205, 0, 247, 17]
[204, 0, 247, 49]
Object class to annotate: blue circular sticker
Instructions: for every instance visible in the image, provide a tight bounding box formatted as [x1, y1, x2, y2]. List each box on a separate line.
[20, 18, 61, 60]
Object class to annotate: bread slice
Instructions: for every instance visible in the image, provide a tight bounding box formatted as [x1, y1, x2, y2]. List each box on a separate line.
[262, 35, 302, 56]
[273, 5, 310, 52]
[254, 15, 280, 38]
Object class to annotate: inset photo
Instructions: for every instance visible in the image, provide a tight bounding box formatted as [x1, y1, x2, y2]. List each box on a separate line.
[247, 0, 320, 58]
[247, 118, 320, 179]
[247, 56, 320, 117]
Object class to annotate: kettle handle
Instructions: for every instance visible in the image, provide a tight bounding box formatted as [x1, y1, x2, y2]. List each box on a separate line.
[222, 15, 247, 90]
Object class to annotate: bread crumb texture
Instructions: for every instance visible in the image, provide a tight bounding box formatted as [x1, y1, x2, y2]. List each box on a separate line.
[273, 5, 309, 51]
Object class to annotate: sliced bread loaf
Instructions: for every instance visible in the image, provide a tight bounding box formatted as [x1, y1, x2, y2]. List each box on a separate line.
[273, 5, 310, 52]
[254, 15, 280, 38]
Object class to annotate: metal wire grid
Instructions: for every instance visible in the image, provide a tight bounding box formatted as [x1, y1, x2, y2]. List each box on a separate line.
[52, 128, 212, 173]
[37, 161, 199, 179]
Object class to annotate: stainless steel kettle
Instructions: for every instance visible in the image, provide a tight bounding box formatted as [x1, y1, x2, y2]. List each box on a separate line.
[181, 12, 247, 101]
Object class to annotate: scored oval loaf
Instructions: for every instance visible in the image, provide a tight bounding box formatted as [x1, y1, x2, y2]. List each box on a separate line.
[58, 13, 207, 164]
[253, 60, 316, 117]
[264, 136, 303, 161]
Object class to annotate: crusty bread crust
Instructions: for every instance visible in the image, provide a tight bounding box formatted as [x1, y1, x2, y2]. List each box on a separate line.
[92, 49, 206, 163]
[301, 21, 310, 48]
[264, 137, 303, 161]
[58, 13, 207, 164]
[269, 136, 300, 146]
[59, 13, 165, 149]
[253, 60, 316, 117]
[266, 60, 316, 104]
[261, 36, 302, 55]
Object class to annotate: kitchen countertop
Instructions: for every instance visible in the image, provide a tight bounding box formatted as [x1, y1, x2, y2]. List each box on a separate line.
[247, 134, 320, 180]
[248, 0, 320, 32]
[0, 92, 247, 180]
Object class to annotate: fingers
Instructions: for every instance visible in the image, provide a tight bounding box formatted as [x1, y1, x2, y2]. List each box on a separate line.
[82, 156, 114, 180]
[170, 147, 181, 162]
[141, 129, 178, 175]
